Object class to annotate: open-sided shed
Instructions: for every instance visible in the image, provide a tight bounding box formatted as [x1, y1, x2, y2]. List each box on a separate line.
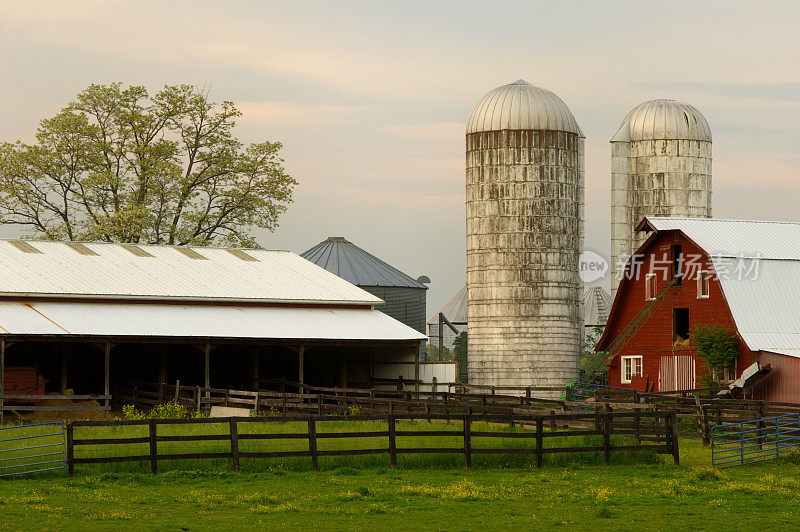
[0, 240, 426, 419]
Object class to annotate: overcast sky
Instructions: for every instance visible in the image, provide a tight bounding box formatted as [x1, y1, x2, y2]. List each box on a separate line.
[1, 0, 798, 317]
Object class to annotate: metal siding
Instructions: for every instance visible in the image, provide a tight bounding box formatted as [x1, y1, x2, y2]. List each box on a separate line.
[0, 301, 426, 341]
[751, 351, 800, 403]
[0, 241, 381, 305]
[362, 286, 426, 334]
[427, 284, 468, 325]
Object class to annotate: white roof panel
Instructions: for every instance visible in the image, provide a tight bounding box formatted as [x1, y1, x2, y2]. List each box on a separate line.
[0, 240, 382, 305]
[640, 217, 800, 353]
[642, 217, 800, 260]
[0, 301, 425, 341]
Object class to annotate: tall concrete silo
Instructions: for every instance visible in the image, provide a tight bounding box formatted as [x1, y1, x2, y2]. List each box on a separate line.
[610, 100, 712, 294]
[466, 79, 584, 394]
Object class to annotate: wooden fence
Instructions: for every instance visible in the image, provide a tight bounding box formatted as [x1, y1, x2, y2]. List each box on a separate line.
[65, 410, 680, 476]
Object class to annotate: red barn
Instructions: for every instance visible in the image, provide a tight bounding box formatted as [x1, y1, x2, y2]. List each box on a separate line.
[597, 217, 800, 401]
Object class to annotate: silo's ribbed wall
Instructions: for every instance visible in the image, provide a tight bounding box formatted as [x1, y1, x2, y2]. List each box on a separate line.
[610, 139, 712, 293]
[466, 129, 583, 393]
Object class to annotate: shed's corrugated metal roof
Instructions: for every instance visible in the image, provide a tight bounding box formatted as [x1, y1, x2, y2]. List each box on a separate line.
[611, 99, 711, 142]
[583, 286, 612, 327]
[466, 80, 584, 136]
[642, 217, 800, 260]
[301, 237, 427, 289]
[0, 301, 425, 341]
[427, 284, 467, 325]
[640, 217, 800, 354]
[0, 240, 381, 305]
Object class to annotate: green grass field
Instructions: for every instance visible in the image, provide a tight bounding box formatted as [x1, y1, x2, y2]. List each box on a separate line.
[1, 430, 800, 530]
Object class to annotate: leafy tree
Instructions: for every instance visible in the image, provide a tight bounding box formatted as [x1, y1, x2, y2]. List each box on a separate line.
[580, 326, 608, 383]
[0, 83, 296, 246]
[453, 331, 468, 381]
[691, 324, 739, 373]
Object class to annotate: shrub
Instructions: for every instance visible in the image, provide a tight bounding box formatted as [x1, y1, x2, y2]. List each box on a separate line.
[691, 324, 739, 377]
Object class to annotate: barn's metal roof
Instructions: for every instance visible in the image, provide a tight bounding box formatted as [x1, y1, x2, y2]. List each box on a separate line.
[466, 80, 584, 136]
[0, 240, 381, 305]
[583, 286, 612, 327]
[0, 301, 425, 341]
[611, 99, 711, 143]
[301, 237, 428, 289]
[639, 217, 800, 354]
[639, 217, 800, 260]
[427, 283, 467, 325]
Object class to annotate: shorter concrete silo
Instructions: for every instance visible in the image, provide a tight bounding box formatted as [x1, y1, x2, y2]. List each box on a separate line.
[610, 100, 712, 294]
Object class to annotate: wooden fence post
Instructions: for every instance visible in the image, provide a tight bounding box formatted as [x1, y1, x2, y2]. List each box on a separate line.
[670, 412, 680, 465]
[230, 419, 240, 472]
[308, 418, 319, 471]
[388, 416, 397, 469]
[463, 415, 472, 470]
[66, 422, 74, 477]
[149, 419, 158, 475]
[701, 405, 710, 445]
[634, 408, 641, 444]
[535, 417, 543, 469]
[602, 412, 611, 466]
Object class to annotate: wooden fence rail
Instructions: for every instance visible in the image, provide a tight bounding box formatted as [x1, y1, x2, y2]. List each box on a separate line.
[64, 411, 679, 476]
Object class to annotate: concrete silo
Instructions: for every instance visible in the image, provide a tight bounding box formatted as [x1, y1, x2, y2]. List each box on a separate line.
[610, 100, 712, 294]
[466, 80, 584, 394]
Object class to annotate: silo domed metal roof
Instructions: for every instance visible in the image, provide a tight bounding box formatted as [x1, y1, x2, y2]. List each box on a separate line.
[611, 99, 711, 142]
[466, 79, 584, 136]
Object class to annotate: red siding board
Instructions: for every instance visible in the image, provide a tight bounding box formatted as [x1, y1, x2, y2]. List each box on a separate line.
[601, 231, 756, 393]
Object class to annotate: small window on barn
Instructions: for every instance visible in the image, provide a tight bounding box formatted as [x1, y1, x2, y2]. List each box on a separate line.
[65, 242, 99, 256]
[621, 355, 643, 384]
[674, 308, 690, 348]
[175, 247, 208, 260]
[645, 273, 657, 300]
[697, 270, 710, 299]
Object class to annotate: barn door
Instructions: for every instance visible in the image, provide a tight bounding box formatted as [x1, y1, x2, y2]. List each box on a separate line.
[659, 355, 696, 391]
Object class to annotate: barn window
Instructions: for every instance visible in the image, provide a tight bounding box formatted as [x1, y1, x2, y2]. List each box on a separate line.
[697, 270, 710, 298]
[621, 356, 643, 384]
[674, 308, 690, 347]
[645, 273, 657, 300]
[671, 245, 683, 286]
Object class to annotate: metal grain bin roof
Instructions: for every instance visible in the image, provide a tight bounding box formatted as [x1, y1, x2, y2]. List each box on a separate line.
[301, 237, 428, 289]
[611, 99, 711, 142]
[0, 240, 381, 305]
[466, 79, 584, 136]
[583, 286, 612, 327]
[638, 217, 800, 355]
[427, 283, 467, 325]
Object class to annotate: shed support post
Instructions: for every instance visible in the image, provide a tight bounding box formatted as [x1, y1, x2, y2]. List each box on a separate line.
[204, 344, 211, 399]
[414, 345, 420, 393]
[60, 346, 68, 393]
[1, 339, 5, 425]
[104, 342, 111, 419]
[158, 348, 167, 387]
[298, 345, 305, 395]
[252, 346, 259, 391]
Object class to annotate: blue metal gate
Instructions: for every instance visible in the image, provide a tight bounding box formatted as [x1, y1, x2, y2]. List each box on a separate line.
[711, 413, 800, 467]
[0, 422, 67, 477]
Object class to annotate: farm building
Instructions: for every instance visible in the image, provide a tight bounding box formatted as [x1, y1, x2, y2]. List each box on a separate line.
[427, 283, 467, 353]
[0, 239, 427, 414]
[597, 217, 800, 401]
[301, 237, 429, 335]
[583, 286, 612, 334]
